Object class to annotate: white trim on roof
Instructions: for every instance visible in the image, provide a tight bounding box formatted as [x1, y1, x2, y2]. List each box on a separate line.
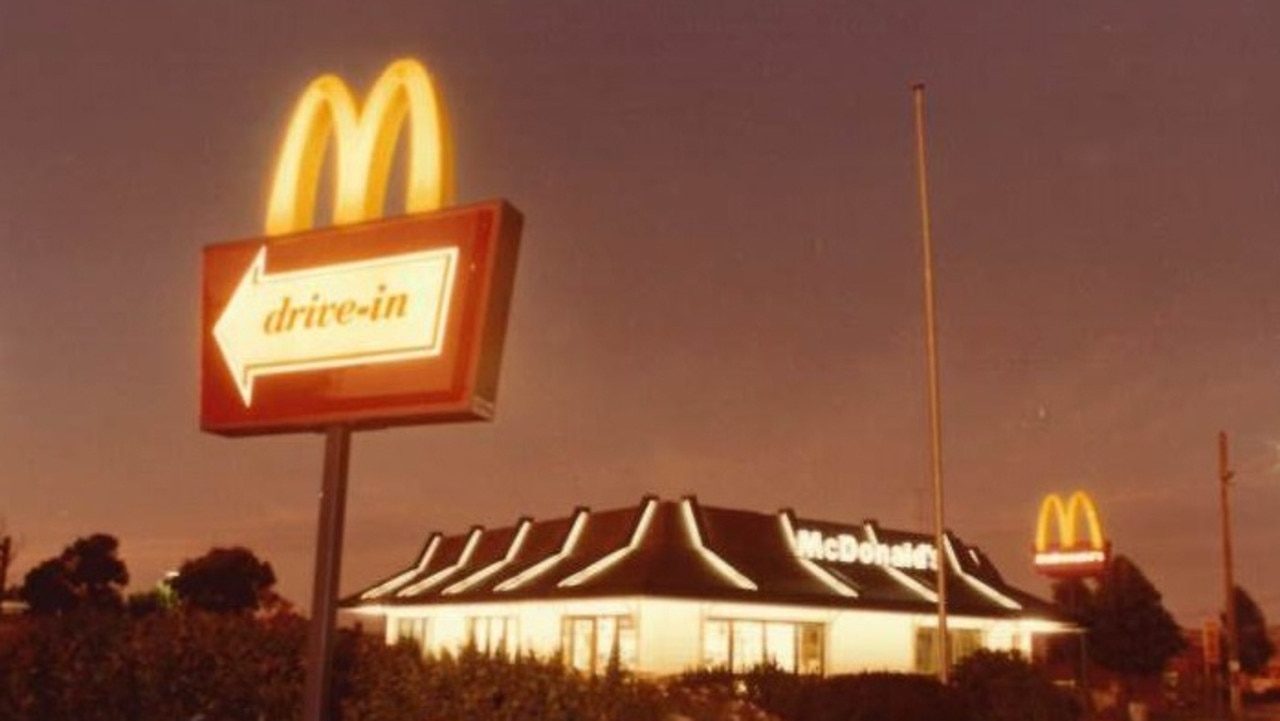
[558, 498, 658, 588]
[443, 519, 533, 595]
[494, 510, 588, 592]
[944, 535, 1022, 610]
[681, 498, 757, 591]
[359, 534, 440, 600]
[396, 528, 482, 597]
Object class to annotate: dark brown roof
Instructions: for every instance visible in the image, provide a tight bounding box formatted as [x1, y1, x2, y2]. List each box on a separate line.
[346, 496, 1062, 620]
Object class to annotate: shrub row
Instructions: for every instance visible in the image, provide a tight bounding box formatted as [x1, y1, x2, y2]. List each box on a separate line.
[0, 613, 671, 721]
[0, 613, 1077, 721]
[0, 612, 308, 721]
[674, 651, 1079, 721]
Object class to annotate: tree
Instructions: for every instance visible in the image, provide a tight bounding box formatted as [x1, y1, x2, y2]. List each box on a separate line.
[1044, 578, 1091, 671]
[65, 534, 131, 608]
[1229, 585, 1275, 676]
[171, 546, 277, 614]
[1083, 555, 1186, 677]
[19, 558, 80, 614]
[19, 533, 129, 614]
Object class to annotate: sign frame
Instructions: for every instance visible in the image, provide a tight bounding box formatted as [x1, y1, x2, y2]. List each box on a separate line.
[201, 199, 521, 436]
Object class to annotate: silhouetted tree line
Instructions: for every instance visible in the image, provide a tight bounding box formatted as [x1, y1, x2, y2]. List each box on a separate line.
[17, 533, 280, 616]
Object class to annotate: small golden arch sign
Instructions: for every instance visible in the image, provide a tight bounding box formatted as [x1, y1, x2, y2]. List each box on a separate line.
[1033, 491, 1110, 577]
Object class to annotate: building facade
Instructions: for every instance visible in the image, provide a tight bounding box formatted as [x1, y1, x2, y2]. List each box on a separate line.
[345, 496, 1071, 676]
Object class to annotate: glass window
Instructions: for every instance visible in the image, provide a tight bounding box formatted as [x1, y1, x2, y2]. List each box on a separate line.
[798, 623, 824, 674]
[394, 617, 429, 652]
[915, 627, 984, 674]
[915, 627, 935, 673]
[702, 619, 824, 674]
[953, 628, 983, 661]
[765, 622, 797, 672]
[733, 621, 764, 672]
[703, 619, 731, 669]
[467, 616, 517, 655]
[562, 615, 636, 674]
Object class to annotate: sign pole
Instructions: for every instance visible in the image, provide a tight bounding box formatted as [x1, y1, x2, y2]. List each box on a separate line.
[302, 424, 353, 721]
[912, 81, 950, 683]
[1218, 430, 1241, 721]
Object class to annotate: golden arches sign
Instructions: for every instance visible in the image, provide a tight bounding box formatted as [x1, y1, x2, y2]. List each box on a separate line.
[265, 57, 454, 236]
[1033, 491, 1109, 577]
[201, 57, 522, 435]
[1034, 491, 1104, 552]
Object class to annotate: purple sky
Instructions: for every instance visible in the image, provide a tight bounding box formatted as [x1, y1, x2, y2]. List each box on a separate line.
[2, 2, 1279, 624]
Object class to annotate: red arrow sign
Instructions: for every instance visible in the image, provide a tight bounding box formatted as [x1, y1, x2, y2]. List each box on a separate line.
[201, 200, 522, 436]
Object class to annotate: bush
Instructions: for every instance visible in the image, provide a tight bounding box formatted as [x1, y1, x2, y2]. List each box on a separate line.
[412, 646, 666, 721]
[334, 632, 430, 721]
[0, 611, 434, 721]
[952, 649, 1080, 721]
[674, 666, 967, 721]
[796, 672, 970, 721]
[666, 666, 785, 721]
[0, 612, 301, 721]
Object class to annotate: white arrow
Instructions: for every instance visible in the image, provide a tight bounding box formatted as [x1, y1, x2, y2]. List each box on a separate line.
[213, 245, 459, 406]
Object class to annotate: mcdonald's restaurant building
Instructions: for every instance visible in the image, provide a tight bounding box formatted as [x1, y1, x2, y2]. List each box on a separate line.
[345, 497, 1073, 676]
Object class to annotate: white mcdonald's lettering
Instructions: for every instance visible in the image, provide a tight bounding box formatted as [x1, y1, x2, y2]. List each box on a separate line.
[214, 246, 459, 406]
[265, 57, 453, 236]
[793, 528, 936, 571]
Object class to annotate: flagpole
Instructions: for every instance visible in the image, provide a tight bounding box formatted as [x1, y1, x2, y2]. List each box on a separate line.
[912, 81, 950, 683]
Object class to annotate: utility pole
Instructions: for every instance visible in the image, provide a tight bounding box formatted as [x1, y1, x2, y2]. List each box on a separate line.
[1219, 431, 1242, 720]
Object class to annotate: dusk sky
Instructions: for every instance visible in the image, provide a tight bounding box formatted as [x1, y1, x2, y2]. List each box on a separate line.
[2, 2, 1278, 625]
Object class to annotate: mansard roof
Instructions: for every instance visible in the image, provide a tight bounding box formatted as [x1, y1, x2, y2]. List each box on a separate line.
[345, 496, 1062, 620]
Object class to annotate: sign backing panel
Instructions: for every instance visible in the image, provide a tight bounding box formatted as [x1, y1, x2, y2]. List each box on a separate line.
[201, 199, 521, 435]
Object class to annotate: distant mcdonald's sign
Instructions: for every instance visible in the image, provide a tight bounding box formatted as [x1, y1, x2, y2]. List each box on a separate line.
[201, 58, 522, 435]
[1033, 491, 1110, 578]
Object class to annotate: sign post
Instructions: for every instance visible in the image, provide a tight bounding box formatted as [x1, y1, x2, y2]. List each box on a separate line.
[200, 58, 521, 720]
[301, 425, 351, 721]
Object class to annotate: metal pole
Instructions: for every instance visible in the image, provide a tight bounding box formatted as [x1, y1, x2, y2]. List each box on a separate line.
[912, 82, 950, 683]
[302, 425, 353, 721]
[1219, 431, 1242, 720]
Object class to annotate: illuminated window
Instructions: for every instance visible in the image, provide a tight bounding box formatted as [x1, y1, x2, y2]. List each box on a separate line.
[467, 616, 518, 655]
[561, 615, 636, 674]
[797, 624, 824, 673]
[701, 619, 824, 674]
[914, 627, 984, 674]
[394, 617, 429, 653]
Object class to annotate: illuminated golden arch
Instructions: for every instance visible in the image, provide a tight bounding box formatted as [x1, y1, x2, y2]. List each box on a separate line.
[265, 58, 454, 236]
[1034, 491, 1105, 552]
